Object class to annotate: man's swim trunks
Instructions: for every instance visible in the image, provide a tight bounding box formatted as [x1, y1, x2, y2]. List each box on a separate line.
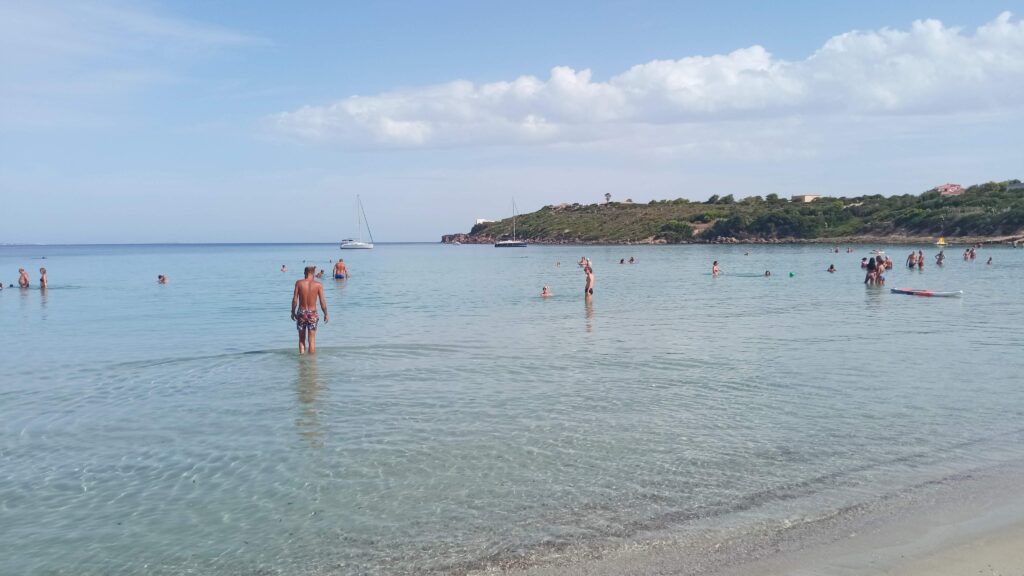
[296, 308, 319, 331]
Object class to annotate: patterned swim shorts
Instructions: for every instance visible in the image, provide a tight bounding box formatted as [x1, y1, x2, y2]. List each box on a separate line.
[296, 308, 319, 331]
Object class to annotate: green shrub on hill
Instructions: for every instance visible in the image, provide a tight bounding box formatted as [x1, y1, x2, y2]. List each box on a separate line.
[464, 180, 1023, 242]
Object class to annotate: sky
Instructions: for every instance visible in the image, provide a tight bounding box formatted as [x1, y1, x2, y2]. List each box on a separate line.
[1, 0, 1022, 243]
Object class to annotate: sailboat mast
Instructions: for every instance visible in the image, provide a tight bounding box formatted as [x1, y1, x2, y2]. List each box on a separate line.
[360, 197, 375, 244]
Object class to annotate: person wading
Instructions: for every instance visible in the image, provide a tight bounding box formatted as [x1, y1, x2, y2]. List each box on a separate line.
[291, 266, 328, 354]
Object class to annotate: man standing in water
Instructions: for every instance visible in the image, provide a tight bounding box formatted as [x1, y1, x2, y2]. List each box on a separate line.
[584, 264, 594, 297]
[333, 259, 350, 279]
[291, 266, 328, 354]
[18, 268, 29, 288]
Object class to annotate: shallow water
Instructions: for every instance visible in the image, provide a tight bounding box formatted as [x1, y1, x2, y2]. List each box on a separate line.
[2, 243, 1023, 575]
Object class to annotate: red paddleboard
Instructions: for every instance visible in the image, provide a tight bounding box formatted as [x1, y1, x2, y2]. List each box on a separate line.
[890, 288, 963, 298]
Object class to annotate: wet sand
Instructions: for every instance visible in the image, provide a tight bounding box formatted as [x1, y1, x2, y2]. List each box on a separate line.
[887, 523, 1024, 576]
[718, 473, 1024, 576]
[485, 461, 1024, 576]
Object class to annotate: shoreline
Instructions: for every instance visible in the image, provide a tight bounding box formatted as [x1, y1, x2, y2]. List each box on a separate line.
[442, 234, 1024, 247]
[719, 465, 1024, 576]
[475, 458, 1024, 576]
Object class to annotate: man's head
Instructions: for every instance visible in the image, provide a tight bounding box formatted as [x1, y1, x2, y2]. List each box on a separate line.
[304, 265, 316, 278]
[19, 268, 25, 273]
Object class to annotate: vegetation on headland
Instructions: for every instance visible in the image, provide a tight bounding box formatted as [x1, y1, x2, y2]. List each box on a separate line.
[443, 180, 1024, 244]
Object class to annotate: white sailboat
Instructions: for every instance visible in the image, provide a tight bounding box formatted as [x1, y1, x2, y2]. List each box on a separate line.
[494, 198, 528, 248]
[340, 195, 375, 250]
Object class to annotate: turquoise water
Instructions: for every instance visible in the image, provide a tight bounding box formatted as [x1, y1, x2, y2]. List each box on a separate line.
[2, 243, 1023, 575]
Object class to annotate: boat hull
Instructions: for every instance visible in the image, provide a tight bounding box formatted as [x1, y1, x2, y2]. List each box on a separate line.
[494, 241, 528, 248]
[340, 242, 373, 249]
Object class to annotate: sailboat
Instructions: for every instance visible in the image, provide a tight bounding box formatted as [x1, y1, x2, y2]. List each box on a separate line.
[494, 198, 528, 248]
[340, 195, 375, 249]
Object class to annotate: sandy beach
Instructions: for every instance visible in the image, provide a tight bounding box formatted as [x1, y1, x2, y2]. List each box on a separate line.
[723, 469, 1024, 576]
[489, 461, 1024, 576]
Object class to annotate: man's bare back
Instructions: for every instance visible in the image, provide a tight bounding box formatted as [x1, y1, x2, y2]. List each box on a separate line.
[293, 278, 324, 310]
[291, 266, 328, 354]
[333, 260, 349, 278]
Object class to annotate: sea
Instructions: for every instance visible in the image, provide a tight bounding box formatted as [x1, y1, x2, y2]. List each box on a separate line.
[2, 243, 1023, 575]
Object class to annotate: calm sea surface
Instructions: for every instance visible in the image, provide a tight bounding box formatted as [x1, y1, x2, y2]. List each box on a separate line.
[2, 243, 1023, 575]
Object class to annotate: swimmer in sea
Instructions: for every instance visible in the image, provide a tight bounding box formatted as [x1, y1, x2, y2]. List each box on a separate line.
[987, 257, 992, 265]
[628, 256, 635, 264]
[158, 275, 168, 284]
[712, 261, 721, 277]
[291, 266, 328, 355]
[315, 268, 324, 279]
[39, 268, 48, 289]
[764, 270, 771, 277]
[18, 268, 29, 288]
[620, 258, 625, 264]
[281, 264, 288, 273]
[541, 285, 552, 297]
[583, 265, 594, 297]
[827, 264, 836, 273]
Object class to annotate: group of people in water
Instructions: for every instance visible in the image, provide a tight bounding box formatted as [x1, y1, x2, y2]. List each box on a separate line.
[2, 267, 46, 290]
[10, 241, 1004, 355]
[862, 254, 894, 285]
[542, 256, 600, 298]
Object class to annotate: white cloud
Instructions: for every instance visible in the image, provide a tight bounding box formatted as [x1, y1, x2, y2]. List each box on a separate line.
[272, 12, 1024, 147]
[0, 0, 265, 128]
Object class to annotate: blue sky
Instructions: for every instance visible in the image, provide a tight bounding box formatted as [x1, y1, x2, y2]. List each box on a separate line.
[1, 0, 1022, 243]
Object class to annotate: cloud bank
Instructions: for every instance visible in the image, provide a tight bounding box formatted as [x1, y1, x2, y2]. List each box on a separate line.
[272, 12, 1024, 148]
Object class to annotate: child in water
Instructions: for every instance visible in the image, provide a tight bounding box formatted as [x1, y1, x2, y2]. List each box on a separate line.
[541, 285, 552, 297]
[827, 264, 836, 273]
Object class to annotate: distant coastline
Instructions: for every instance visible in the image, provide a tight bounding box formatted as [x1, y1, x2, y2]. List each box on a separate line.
[441, 233, 1024, 246]
[443, 179, 1024, 246]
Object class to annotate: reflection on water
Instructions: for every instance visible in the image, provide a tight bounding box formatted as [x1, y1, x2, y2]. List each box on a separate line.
[584, 298, 594, 332]
[295, 356, 324, 448]
[864, 284, 886, 306]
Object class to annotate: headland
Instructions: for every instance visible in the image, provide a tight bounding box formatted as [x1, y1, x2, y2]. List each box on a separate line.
[444, 180, 1024, 246]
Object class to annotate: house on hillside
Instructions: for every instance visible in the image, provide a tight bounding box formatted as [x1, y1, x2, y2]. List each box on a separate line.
[935, 183, 964, 196]
[475, 218, 495, 225]
[791, 195, 820, 203]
